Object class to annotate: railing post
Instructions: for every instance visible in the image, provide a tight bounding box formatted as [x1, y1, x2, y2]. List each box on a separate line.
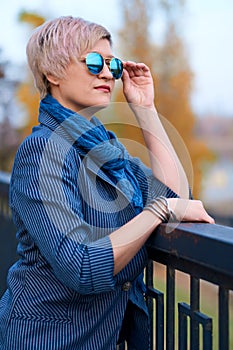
[190, 277, 200, 350]
[178, 303, 188, 350]
[146, 260, 154, 349]
[166, 266, 175, 350]
[219, 286, 229, 350]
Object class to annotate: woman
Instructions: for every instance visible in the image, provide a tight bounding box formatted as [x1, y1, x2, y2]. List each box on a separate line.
[0, 16, 214, 349]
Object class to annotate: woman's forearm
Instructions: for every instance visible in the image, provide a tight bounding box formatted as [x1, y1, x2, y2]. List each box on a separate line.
[110, 210, 161, 275]
[132, 105, 190, 198]
[110, 197, 214, 276]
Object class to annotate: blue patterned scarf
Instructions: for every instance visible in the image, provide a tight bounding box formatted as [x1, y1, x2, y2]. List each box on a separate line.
[39, 94, 143, 214]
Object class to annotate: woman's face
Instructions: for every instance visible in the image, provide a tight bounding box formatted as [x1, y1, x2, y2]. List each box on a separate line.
[47, 39, 116, 118]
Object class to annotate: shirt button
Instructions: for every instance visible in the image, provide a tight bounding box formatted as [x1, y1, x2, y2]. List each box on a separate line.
[122, 281, 132, 291]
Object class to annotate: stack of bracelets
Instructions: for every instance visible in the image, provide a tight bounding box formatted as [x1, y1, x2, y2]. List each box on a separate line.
[144, 196, 177, 222]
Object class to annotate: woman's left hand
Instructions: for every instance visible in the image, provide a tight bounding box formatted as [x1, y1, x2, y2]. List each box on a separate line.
[121, 61, 155, 109]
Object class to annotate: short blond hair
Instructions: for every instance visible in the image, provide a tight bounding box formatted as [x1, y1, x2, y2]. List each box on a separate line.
[26, 16, 112, 98]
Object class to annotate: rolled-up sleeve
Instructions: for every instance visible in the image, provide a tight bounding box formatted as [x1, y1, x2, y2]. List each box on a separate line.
[10, 135, 116, 294]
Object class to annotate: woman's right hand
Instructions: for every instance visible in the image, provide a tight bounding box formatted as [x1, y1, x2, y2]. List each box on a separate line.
[167, 198, 215, 224]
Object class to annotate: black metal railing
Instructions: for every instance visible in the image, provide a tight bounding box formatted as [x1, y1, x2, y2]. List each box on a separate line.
[0, 172, 18, 296]
[1, 172, 233, 349]
[0, 171, 11, 218]
[145, 222, 233, 350]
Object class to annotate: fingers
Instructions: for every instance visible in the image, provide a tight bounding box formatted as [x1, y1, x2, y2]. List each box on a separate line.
[193, 200, 215, 224]
[200, 204, 215, 224]
[168, 198, 215, 224]
[122, 61, 151, 79]
[206, 214, 215, 224]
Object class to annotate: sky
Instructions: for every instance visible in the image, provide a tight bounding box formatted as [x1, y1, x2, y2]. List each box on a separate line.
[0, 0, 233, 117]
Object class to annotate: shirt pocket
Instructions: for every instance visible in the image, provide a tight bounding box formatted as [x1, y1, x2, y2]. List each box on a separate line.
[12, 268, 74, 323]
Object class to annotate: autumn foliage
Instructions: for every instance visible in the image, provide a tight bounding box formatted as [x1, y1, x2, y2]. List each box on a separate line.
[114, 0, 213, 197]
[16, 12, 44, 137]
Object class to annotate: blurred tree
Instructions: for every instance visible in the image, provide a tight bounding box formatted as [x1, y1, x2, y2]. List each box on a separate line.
[0, 56, 20, 172]
[115, 0, 214, 197]
[0, 117, 20, 172]
[17, 12, 45, 137]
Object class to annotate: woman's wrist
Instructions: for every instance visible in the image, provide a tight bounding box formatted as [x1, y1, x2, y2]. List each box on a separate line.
[144, 196, 178, 223]
[130, 104, 157, 120]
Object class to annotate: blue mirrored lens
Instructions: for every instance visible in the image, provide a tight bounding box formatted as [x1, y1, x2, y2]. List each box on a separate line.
[110, 58, 123, 79]
[86, 52, 104, 75]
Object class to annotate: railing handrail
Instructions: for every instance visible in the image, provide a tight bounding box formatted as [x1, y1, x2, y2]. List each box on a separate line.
[146, 222, 233, 289]
[0, 171, 10, 194]
[0, 171, 11, 218]
[0, 171, 11, 184]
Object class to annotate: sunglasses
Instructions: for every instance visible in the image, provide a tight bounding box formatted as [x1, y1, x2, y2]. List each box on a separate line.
[83, 52, 123, 79]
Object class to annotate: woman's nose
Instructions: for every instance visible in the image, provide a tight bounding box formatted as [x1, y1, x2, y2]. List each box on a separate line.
[99, 62, 114, 80]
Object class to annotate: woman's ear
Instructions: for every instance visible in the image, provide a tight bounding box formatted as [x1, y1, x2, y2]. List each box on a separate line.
[46, 74, 60, 86]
